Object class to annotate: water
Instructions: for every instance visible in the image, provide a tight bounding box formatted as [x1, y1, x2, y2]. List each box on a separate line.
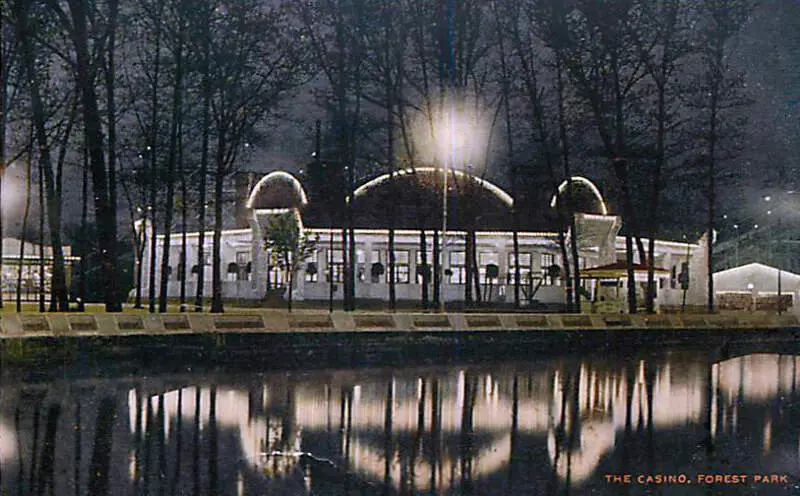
[2, 345, 799, 495]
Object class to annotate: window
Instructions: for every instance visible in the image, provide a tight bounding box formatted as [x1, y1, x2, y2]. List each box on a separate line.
[415, 250, 434, 284]
[266, 252, 285, 289]
[370, 250, 383, 283]
[449, 251, 466, 284]
[327, 249, 344, 283]
[305, 250, 319, 282]
[478, 251, 499, 284]
[542, 253, 558, 285]
[507, 253, 532, 285]
[671, 266, 677, 289]
[199, 247, 212, 266]
[236, 252, 249, 281]
[356, 249, 366, 282]
[678, 262, 689, 289]
[387, 250, 410, 284]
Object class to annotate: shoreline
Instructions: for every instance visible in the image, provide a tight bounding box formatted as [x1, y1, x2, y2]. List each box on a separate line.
[1, 309, 797, 337]
[2, 310, 799, 369]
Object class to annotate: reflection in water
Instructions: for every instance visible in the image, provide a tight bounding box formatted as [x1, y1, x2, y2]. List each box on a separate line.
[2, 352, 799, 494]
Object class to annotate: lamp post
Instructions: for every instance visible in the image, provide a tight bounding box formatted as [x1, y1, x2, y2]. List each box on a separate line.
[763, 192, 795, 314]
[440, 162, 448, 312]
[776, 214, 782, 315]
[438, 110, 466, 312]
[133, 206, 147, 309]
[681, 233, 690, 313]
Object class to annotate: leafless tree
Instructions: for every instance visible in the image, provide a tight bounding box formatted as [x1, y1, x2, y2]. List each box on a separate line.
[208, 0, 312, 313]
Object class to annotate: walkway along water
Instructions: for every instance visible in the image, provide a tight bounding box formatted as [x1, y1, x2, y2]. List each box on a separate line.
[2, 311, 799, 368]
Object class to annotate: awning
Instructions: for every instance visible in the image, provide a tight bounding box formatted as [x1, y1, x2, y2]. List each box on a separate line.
[582, 262, 669, 279]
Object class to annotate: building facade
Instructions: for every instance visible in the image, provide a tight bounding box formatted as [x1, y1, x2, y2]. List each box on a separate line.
[0, 238, 80, 302]
[138, 170, 708, 310]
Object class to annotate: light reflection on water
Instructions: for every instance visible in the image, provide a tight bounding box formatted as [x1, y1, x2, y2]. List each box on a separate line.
[1, 352, 799, 495]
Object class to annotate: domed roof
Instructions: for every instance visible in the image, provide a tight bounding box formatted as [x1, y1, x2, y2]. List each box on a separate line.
[348, 167, 514, 231]
[247, 171, 308, 210]
[550, 176, 608, 215]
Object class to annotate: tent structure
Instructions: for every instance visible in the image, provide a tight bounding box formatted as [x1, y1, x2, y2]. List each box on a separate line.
[714, 262, 799, 311]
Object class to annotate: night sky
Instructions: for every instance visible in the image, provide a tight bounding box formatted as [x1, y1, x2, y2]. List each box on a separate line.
[1, 0, 798, 243]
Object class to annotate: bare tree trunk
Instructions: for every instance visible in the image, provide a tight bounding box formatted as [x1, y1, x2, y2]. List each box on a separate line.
[147, 3, 164, 313]
[614, 158, 638, 313]
[49, 96, 77, 311]
[287, 261, 293, 312]
[558, 228, 573, 311]
[105, 0, 120, 310]
[465, 232, 473, 306]
[341, 227, 347, 309]
[554, 58, 581, 312]
[67, 0, 120, 311]
[705, 50, 722, 314]
[17, 134, 31, 312]
[508, 15, 573, 311]
[432, 229, 441, 308]
[79, 141, 88, 310]
[697, 0, 750, 313]
[159, 0, 186, 313]
[419, 230, 428, 308]
[179, 120, 187, 312]
[647, 93, 665, 314]
[38, 140, 45, 312]
[15, 0, 71, 311]
[646, 42, 672, 313]
[388, 212, 396, 311]
[0, 30, 11, 310]
[210, 162, 225, 313]
[494, 4, 520, 308]
[194, 11, 211, 312]
[707, 144, 716, 312]
[470, 230, 481, 304]
[387, 139, 396, 312]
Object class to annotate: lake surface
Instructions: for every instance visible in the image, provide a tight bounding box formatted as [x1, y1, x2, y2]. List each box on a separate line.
[2, 344, 799, 495]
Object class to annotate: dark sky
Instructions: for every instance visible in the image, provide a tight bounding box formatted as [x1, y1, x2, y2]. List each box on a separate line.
[245, 0, 800, 240]
[716, 0, 799, 223]
[2, 0, 798, 242]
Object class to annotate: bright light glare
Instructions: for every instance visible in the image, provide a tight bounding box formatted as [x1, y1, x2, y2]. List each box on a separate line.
[2, 166, 26, 220]
[0, 420, 15, 465]
[409, 95, 492, 172]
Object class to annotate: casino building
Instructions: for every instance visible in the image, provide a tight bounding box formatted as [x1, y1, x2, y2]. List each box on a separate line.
[138, 168, 708, 311]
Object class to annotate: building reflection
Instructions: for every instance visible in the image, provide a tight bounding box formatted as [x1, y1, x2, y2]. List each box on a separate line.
[2, 352, 799, 495]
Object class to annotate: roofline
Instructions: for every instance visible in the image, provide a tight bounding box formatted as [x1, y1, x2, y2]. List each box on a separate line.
[353, 167, 514, 207]
[245, 171, 308, 209]
[550, 176, 608, 215]
[714, 262, 800, 278]
[157, 227, 561, 242]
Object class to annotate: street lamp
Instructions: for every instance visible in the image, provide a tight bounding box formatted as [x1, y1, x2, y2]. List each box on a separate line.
[762, 192, 792, 314]
[437, 108, 469, 311]
[411, 99, 490, 311]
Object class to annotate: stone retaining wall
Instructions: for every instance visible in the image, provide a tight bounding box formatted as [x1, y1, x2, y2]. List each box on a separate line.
[1, 311, 797, 338]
